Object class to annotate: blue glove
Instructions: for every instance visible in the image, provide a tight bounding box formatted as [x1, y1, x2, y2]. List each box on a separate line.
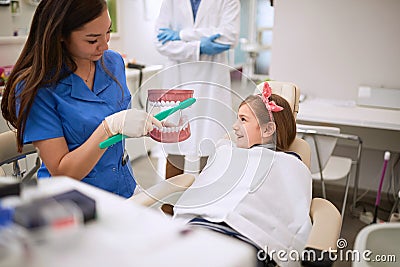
[200, 34, 231, 55]
[157, 28, 180, 45]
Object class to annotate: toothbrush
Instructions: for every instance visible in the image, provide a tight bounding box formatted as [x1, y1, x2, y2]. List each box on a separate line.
[99, 98, 196, 149]
[372, 151, 391, 223]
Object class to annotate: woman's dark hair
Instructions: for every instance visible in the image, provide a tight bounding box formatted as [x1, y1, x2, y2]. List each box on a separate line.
[1, 0, 109, 152]
[240, 94, 296, 151]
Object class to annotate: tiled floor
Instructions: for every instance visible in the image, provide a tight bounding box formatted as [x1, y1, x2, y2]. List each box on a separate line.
[131, 155, 396, 267]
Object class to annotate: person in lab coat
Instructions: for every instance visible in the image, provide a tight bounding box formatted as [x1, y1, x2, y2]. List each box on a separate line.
[0, 0, 162, 198]
[173, 83, 312, 267]
[154, 0, 241, 179]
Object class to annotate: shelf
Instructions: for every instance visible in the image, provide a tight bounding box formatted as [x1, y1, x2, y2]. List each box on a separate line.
[0, 33, 121, 45]
[0, 36, 27, 45]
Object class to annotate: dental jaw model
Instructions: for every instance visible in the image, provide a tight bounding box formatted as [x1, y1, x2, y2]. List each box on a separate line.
[147, 89, 194, 143]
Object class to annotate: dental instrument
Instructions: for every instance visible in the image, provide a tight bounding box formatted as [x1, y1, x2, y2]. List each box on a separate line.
[99, 98, 196, 149]
[372, 151, 390, 223]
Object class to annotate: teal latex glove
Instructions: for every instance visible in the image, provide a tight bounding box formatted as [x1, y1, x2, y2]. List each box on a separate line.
[200, 34, 231, 55]
[157, 28, 181, 45]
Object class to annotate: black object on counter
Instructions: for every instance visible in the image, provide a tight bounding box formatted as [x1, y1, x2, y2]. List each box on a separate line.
[13, 189, 96, 229]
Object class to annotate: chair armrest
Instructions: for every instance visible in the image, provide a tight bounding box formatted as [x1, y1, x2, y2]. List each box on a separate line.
[0, 130, 37, 165]
[297, 128, 362, 143]
[128, 174, 195, 207]
[301, 198, 342, 267]
[307, 198, 341, 250]
[289, 137, 311, 169]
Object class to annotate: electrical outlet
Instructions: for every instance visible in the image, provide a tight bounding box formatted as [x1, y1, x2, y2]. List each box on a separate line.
[359, 211, 385, 224]
[359, 211, 373, 224]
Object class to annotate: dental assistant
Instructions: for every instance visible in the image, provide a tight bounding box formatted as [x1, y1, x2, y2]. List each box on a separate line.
[1, 0, 161, 198]
[155, 0, 241, 177]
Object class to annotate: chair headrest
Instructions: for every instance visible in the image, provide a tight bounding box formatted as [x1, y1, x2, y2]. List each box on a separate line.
[255, 81, 300, 119]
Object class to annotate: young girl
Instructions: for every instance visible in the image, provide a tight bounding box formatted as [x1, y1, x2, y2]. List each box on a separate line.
[173, 82, 312, 267]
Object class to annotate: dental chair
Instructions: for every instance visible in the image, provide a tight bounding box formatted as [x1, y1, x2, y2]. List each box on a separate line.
[130, 81, 341, 266]
[129, 173, 195, 208]
[130, 154, 341, 267]
[0, 130, 40, 183]
[302, 198, 342, 267]
[130, 174, 341, 267]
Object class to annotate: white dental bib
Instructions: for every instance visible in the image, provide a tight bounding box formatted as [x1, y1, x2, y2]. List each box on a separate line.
[174, 142, 312, 267]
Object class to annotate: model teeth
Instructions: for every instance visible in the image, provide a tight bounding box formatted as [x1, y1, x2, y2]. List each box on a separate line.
[149, 100, 180, 108]
[153, 124, 188, 132]
[149, 100, 187, 126]
[149, 99, 190, 142]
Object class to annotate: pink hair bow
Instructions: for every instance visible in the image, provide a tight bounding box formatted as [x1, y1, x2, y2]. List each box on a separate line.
[260, 82, 284, 112]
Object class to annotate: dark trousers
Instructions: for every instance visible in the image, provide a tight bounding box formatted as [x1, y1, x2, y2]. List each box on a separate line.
[165, 154, 208, 179]
[162, 154, 208, 215]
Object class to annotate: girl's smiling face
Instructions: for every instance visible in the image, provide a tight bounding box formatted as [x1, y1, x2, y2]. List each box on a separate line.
[232, 103, 263, 148]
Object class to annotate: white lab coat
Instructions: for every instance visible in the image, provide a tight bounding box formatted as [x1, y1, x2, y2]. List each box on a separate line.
[155, 0, 241, 156]
[174, 141, 312, 267]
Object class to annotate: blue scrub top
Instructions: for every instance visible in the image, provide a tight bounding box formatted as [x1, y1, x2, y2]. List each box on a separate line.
[19, 50, 136, 198]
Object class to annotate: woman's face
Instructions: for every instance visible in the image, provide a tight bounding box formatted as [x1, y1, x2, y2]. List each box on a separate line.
[64, 8, 111, 64]
[232, 104, 263, 148]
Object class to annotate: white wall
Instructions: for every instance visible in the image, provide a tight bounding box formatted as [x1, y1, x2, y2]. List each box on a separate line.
[270, 0, 400, 194]
[0, 1, 36, 66]
[110, 0, 166, 65]
[270, 0, 400, 100]
[0, 0, 167, 67]
[0, 1, 36, 37]
[0, 38, 25, 66]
